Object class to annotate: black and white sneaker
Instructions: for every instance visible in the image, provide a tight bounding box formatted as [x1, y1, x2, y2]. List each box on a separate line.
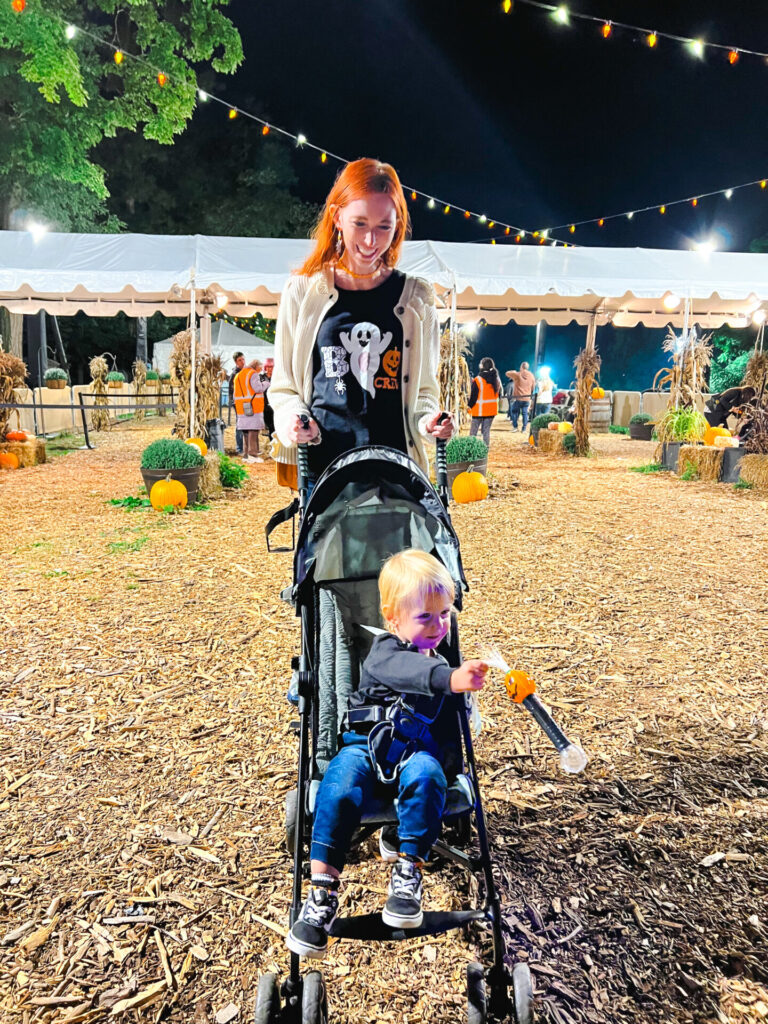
[382, 858, 423, 928]
[286, 886, 339, 959]
[378, 826, 399, 862]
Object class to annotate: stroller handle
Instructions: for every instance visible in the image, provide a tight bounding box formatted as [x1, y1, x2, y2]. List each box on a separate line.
[297, 414, 311, 511]
[435, 412, 450, 507]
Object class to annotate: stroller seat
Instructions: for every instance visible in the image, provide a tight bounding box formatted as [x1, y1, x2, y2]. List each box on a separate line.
[307, 772, 475, 825]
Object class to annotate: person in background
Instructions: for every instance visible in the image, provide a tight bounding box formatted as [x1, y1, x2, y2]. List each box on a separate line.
[262, 356, 275, 446]
[468, 357, 501, 448]
[535, 369, 556, 419]
[233, 358, 268, 463]
[228, 352, 245, 455]
[505, 361, 536, 432]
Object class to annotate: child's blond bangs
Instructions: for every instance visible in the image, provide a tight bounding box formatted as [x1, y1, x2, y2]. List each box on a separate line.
[379, 549, 455, 624]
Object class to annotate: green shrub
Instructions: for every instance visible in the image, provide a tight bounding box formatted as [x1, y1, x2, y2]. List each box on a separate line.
[609, 424, 629, 434]
[630, 462, 667, 473]
[655, 406, 707, 444]
[159, 372, 171, 381]
[733, 478, 753, 491]
[106, 371, 126, 383]
[146, 370, 159, 381]
[629, 412, 653, 425]
[445, 435, 488, 464]
[562, 432, 577, 455]
[680, 460, 699, 482]
[44, 367, 68, 381]
[141, 438, 203, 469]
[531, 412, 561, 432]
[218, 452, 247, 488]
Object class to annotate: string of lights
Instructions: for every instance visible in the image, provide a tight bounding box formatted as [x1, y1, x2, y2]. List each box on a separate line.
[501, 0, 768, 65]
[15, 3, 576, 246]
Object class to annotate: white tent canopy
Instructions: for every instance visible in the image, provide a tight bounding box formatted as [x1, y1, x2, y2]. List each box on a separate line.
[1, 230, 767, 328]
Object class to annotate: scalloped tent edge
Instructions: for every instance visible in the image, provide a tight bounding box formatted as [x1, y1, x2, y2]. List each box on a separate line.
[1, 231, 767, 328]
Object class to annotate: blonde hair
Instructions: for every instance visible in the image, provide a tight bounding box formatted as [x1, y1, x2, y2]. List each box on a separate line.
[379, 549, 455, 625]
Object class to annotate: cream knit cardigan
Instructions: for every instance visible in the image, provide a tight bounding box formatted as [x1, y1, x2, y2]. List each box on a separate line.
[269, 266, 441, 474]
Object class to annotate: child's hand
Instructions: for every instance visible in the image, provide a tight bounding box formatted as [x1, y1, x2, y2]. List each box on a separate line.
[450, 660, 489, 693]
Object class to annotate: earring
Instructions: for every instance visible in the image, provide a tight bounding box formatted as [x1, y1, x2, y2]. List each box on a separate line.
[335, 230, 343, 257]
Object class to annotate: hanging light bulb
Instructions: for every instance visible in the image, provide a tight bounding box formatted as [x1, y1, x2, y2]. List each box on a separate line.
[410, 191, 417, 201]
[428, 198, 436, 209]
[541, 229, 549, 238]
[647, 31, 658, 48]
[552, 6, 569, 25]
[519, 230, 526, 238]
[444, 205, 450, 214]
[262, 124, 270, 135]
[728, 49, 739, 65]
[296, 133, 307, 146]
[488, 221, 495, 228]
[515, 234, 522, 243]
[198, 88, 208, 101]
[228, 108, 238, 120]
[724, 189, 733, 199]
[11, 0, 26, 11]
[598, 218, 605, 227]
[65, 24, 77, 39]
[479, 214, 487, 223]
[320, 152, 327, 163]
[688, 39, 705, 59]
[752, 308, 767, 325]
[502, 0, 513, 12]
[601, 22, 612, 39]
[569, 224, 575, 233]
[491, 239, 497, 245]
[762, 180, 767, 189]
[627, 211, 634, 219]
[663, 292, 682, 310]
[660, 205, 666, 214]
[114, 50, 124, 65]
[157, 73, 167, 87]
[505, 226, 511, 235]
[691, 198, 698, 207]
[464, 210, 471, 219]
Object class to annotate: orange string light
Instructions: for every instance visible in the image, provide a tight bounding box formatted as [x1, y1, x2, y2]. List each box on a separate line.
[156, 72, 167, 86]
[262, 124, 270, 135]
[228, 108, 237, 119]
[728, 49, 739, 65]
[647, 32, 658, 48]
[11, 0, 26, 11]
[601, 22, 611, 39]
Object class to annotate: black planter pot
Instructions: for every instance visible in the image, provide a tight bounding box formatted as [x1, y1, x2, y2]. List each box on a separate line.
[141, 466, 202, 505]
[719, 447, 745, 483]
[629, 422, 654, 441]
[446, 457, 488, 491]
[660, 442, 681, 472]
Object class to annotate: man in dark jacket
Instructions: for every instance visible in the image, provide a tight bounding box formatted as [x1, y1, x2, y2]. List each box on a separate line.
[228, 352, 245, 454]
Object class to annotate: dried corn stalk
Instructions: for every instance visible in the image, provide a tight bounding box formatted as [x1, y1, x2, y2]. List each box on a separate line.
[742, 328, 768, 393]
[573, 347, 601, 457]
[0, 351, 26, 439]
[653, 328, 711, 409]
[132, 359, 147, 421]
[169, 331, 225, 440]
[89, 356, 110, 432]
[438, 325, 472, 429]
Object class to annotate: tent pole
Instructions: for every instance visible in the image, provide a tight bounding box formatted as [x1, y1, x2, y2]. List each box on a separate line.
[450, 285, 458, 420]
[189, 271, 196, 437]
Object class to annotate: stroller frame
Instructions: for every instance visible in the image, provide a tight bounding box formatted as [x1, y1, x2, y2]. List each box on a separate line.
[260, 439, 533, 1024]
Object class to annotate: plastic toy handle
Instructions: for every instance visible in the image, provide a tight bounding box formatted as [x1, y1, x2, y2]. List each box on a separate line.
[521, 693, 588, 774]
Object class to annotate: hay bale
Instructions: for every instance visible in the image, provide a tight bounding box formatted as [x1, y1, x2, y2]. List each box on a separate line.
[538, 430, 565, 454]
[738, 454, 768, 490]
[0, 439, 46, 467]
[677, 444, 723, 482]
[198, 452, 223, 501]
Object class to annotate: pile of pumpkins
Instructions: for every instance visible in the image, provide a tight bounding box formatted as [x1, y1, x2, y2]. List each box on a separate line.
[547, 421, 573, 434]
[0, 429, 36, 470]
[703, 426, 737, 448]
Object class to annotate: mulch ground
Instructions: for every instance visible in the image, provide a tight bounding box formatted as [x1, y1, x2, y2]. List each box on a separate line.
[1, 418, 766, 1024]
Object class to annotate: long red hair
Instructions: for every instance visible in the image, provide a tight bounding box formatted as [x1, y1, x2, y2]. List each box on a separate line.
[297, 158, 410, 276]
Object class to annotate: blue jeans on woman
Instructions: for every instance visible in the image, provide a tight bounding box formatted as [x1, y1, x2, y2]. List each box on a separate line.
[310, 733, 447, 871]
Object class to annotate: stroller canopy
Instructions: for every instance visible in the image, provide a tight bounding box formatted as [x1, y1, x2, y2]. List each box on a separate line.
[293, 446, 467, 607]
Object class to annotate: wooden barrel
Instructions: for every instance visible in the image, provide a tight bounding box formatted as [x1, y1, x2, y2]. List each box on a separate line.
[588, 397, 612, 433]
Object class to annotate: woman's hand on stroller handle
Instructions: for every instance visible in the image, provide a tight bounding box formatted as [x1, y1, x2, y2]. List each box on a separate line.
[425, 411, 455, 440]
[450, 659, 489, 693]
[288, 412, 320, 444]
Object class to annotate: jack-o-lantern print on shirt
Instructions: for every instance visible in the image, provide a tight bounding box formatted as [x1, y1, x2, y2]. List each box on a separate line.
[309, 270, 407, 475]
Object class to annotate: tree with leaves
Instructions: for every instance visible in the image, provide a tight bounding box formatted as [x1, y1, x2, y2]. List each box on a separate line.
[0, 0, 243, 232]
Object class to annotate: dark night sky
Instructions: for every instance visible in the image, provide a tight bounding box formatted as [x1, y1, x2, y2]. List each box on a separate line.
[215, 0, 768, 388]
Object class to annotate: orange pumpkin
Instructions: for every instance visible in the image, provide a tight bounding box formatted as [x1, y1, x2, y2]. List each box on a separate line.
[150, 476, 188, 510]
[5, 430, 30, 442]
[0, 452, 20, 470]
[591, 386, 605, 400]
[703, 426, 730, 447]
[528, 434, 535, 446]
[547, 421, 560, 431]
[452, 469, 489, 504]
[186, 437, 208, 457]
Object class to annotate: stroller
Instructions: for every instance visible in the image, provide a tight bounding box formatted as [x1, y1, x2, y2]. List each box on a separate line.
[257, 439, 534, 1024]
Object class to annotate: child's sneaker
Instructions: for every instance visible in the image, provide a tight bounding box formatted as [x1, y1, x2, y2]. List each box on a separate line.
[286, 886, 339, 959]
[378, 826, 399, 862]
[382, 858, 423, 928]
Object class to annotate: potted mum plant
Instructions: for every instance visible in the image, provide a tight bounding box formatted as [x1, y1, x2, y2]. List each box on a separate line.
[107, 371, 126, 390]
[140, 438, 204, 504]
[44, 368, 68, 390]
[445, 435, 488, 489]
[629, 412, 654, 440]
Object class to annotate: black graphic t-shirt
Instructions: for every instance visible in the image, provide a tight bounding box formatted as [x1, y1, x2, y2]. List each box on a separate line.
[308, 271, 407, 478]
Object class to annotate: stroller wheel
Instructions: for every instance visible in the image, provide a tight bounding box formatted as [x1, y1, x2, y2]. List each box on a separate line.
[254, 972, 281, 1024]
[512, 962, 534, 1024]
[466, 962, 487, 1024]
[301, 970, 327, 1024]
[285, 789, 298, 857]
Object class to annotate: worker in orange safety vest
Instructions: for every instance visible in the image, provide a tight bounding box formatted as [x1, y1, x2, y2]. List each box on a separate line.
[468, 357, 501, 448]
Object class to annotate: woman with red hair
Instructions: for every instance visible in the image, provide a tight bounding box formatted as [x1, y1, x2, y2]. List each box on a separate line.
[270, 158, 454, 485]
